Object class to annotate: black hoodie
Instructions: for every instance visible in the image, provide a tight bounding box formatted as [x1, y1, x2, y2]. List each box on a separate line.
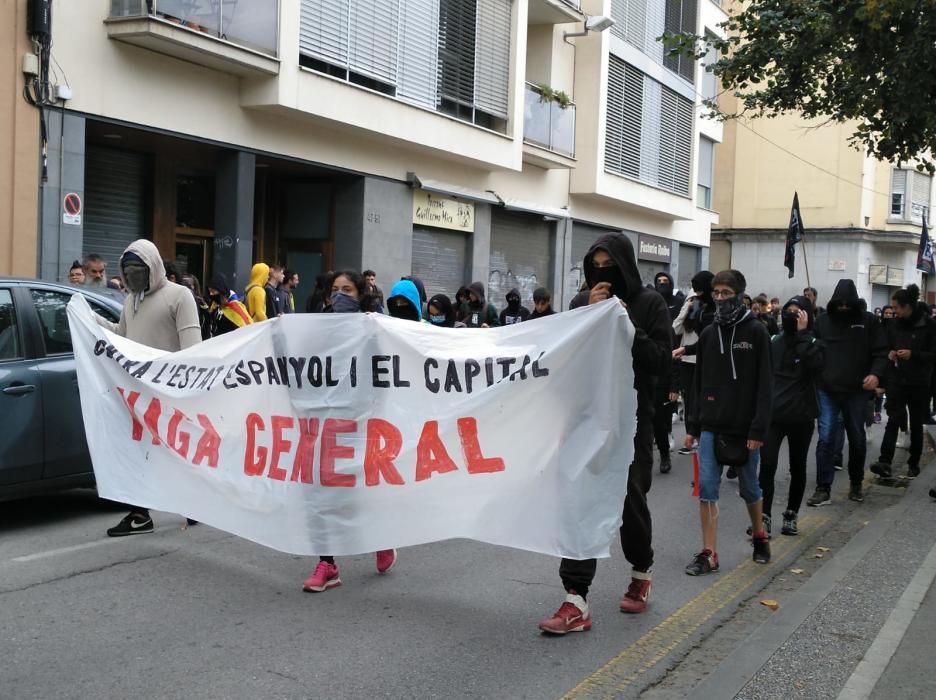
[654, 271, 686, 322]
[813, 279, 888, 392]
[499, 287, 531, 325]
[688, 311, 773, 441]
[460, 282, 499, 328]
[883, 302, 936, 386]
[584, 234, 672, 418]
[770, 296, 824, 423]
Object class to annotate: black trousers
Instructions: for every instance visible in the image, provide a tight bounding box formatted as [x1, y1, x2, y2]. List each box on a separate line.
[879, 384, 930, 467]
[652, 391, 675, 456]
[758, 421, 814, 516]
[560, 415, 654, 598]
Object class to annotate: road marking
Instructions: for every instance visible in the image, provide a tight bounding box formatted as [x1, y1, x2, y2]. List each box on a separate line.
[562, 514, 830, 700]
[11, 539, 115, 563]
[837, 538, 936, 700]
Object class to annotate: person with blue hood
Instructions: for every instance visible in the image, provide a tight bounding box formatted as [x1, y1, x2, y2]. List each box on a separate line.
[386, 279, 423, 321]
[758, 295, 823, 537]
[540, 232, 672, 634]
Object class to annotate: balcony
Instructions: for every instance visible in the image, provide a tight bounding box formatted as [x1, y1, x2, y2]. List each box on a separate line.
[522, 83, 576, 169]
[106, 0, 280, 76]
[528, 0, 584, 24]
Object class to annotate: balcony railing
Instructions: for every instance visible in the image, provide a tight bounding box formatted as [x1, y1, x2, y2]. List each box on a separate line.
[523, 82, 575, 158]
[109, 0, 279, 57]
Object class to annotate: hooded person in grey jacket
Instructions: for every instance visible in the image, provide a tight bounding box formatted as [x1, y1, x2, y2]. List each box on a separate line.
[96, 239, 202, 537]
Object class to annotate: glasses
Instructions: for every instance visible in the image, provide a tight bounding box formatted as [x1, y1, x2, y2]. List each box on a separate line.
[712, 290, 736, 299]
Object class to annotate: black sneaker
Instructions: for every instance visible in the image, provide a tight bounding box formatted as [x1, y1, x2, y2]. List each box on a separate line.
[107, 512, 153, 537]
[849, 483, 864, 502]
[870, 461, 892, 479]
[906, 465, 920, 479]
[685, 550, 719, 576]
[752, 535, 771, 564]
[807, 486, 832, 507]
[726, 466, 738, 480]
[781, 510, 798, 536]
[930, 487, 936, 499]
[678, 444, 695, 456]
[746, 513, 772, 538]
[660, 456, 672, 474]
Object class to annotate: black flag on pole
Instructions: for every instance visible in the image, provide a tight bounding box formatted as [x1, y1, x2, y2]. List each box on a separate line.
[784, 192, 805, 279]
[917, 211, 935, 275]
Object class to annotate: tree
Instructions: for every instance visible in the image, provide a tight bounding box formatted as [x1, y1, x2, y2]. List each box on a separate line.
[672, 0, 936, 169]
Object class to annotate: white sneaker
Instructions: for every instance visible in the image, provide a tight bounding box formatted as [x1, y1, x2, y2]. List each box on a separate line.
[896, 431, 910, 449]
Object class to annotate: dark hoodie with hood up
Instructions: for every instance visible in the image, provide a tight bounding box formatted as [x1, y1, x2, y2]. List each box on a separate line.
[499, 287, 531, 325]
[813, 279, 888, 393]
[770, 296, 824, 423]
[583, 234, 672, 418]
[460, 282, 499, 328]
[654, 271, 686, 322]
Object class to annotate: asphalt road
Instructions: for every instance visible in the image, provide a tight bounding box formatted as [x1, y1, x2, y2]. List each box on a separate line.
[0, 423, 895, 699]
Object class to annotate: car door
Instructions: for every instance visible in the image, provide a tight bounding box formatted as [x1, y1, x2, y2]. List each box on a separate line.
[27, 287, 93, 480]
[0, 287, 45, 486]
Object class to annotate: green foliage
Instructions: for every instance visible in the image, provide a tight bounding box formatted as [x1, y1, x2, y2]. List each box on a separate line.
[534, 83, 573, 109]
[667, 0, 936, 170]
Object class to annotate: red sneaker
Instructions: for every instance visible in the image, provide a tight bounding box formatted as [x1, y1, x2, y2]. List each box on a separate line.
[376, 549, 397, 574]
[302, 560, 341, 592]
[539, 594, 591, 635]
[619, 572, 652, 614]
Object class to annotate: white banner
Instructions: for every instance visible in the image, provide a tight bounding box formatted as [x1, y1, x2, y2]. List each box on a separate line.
[68, 296, 636, 558]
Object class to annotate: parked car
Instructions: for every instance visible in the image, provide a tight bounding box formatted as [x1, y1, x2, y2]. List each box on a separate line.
[0, 278, 125, 502]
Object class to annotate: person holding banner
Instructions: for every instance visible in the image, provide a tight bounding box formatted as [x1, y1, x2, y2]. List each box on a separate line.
[302, 270, 398, 592]
[540, 233, 672, 634]
[98, 239, 202, 536]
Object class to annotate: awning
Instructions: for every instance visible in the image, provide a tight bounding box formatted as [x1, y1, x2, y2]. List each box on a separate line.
[406, 173, 501, 205]
[502, 198, 571, 219]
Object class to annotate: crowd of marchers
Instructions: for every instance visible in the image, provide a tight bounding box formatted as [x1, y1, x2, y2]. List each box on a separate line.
[68, 236, 936, 636]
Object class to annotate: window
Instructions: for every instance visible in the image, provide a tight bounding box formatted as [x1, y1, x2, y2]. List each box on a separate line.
[299, 0, 511, 131]
[606, 56, 694, 197]
[701, 33, 718, 102]
[0, 289, 22, 361]
[697, 136, 715, 208]
[891, 169, 932, 224]
[610, 0, 698, 83]
[30, 290, 73, 355]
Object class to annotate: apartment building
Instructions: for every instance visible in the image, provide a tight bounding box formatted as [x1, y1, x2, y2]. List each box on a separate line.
[1, 0, 722, 310]
[712, 111, 935, 308]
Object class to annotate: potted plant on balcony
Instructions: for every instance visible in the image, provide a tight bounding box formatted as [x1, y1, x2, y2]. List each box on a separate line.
[534, 84, 573, 109]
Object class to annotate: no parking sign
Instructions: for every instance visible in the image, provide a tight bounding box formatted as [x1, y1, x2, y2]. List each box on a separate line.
[63, 192, 82, 226]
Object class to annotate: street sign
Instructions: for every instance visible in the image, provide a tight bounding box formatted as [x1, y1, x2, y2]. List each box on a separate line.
[63, 192, 82, 226]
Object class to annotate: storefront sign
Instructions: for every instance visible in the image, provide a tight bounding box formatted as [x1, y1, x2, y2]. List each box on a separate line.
[828, 259, 846, 272]
[66, 295, 636, 559]
[63, 192, 82, 226]
[637, 234, 672, 263]
[886, 266, 904, 286]
[413, 189, 474, 233]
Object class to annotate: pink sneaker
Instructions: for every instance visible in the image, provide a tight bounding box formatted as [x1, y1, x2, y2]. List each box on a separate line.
[375, 549, 397, 574]
[302, 560, 341, 592]
[539, 593, 591, 635]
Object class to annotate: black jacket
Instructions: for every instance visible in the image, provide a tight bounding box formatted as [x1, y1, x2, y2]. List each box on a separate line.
[688, 312, 773, 442]
[655, 271, 686, 323]
[813, 280, 888, 392]
[584, 234, 672, 419]
[883, 303, 936, 387]
[770, 330, 823, 423]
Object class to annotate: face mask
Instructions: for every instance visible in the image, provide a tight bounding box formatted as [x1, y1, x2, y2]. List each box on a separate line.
[330, 291, 361, 314]
[655, 280, 674, 298]
[209, 294, 222, 305]
[782, 311, 799, 334]
[591, 265, 627, 299]
[122, 263, 150, 294]
[507, 296, 520, 310]
[714, 295, 745, 326]
[429, 314, 448, 326]
[390, 302, 420, 322]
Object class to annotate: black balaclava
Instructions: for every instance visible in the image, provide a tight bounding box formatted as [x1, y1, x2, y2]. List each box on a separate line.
[781, 295, 813, 335]
[506, 288, 521, 312]
[591, 264, 628, 300]
[654, 273, 674, 300]
[691, 270, 714, 303]
[208, 273, 232, 306]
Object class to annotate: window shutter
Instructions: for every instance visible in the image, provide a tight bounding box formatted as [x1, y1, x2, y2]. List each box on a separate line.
[697, 137, 714, 190]
[912, 171, 932, 211]
[299, 0, 349, 68]
[399, 0, 440, 108]
[609, 0, 629, 42]
[891, 169, 907, 218]
[348, 0, 400, 85]
[605, 55, 626, 175]
[438, 0, 477, 107]
[663, 0, 681, 73]
[642, 79, 665, 186]
[474, 0, 512, 119]
[674, 94, 694, 194]
[678, 0, 697, 82]
[622, 61, 644, 179]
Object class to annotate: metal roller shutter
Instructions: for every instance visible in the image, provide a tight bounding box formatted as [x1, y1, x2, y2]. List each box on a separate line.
[489, 211, 553, 308]
[82, 146, 148, 274]
[570, 222, 616, 295]
[411, 227, 470, 300]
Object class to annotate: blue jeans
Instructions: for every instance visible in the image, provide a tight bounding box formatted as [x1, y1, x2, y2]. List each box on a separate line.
[816, 390, 868, 487]
[698, 431, 762, 504]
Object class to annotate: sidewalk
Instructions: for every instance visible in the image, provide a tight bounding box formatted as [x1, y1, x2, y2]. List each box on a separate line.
[684, 428, 936, 700]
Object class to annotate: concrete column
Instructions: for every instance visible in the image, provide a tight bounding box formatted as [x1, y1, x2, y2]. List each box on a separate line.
[212, 150, 255, 294]
[361, 177, 412, 285]
[39, 111, 85, 282]
[470, 203, 492, 287]
[556, 217, 573, 311]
